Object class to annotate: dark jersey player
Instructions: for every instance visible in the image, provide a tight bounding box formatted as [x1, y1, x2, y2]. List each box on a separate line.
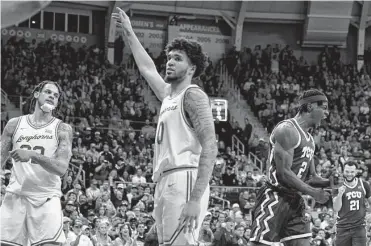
[333, 161, 371, 246]
[250, 89, 331, 246]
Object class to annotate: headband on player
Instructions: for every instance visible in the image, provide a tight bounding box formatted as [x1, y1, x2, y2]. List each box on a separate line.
[299, 95, 328, 106]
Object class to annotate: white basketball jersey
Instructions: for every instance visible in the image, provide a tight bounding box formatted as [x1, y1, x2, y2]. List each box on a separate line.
[152, 85, 203, 182]
[7, 115, 62, 203]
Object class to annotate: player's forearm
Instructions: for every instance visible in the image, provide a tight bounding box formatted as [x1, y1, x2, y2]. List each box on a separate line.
[1, 119, 17, 169]
[307, 175, 330, 188]
[0, 142, 11, 169]
[122, 27, 157, 73]
[30, 153, 68, 176]
[190, 146, 218, 202]
[275, 151, 317, 196]
[333, 194, 343, 212]
[278, 170, 317, 196]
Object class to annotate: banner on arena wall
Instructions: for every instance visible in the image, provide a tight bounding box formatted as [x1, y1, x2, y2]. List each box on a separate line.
[114, 15, 232, 63]
[210, 98, 228, 122]
[130, 14, 168, 31]
[1, 27, 98, 48]
[114, 29, 232, 64]
[113, 14, 168, 58]
[178, 19, 232, 36]
[115, 27, 167, 58]
[178, 32, 232, 63]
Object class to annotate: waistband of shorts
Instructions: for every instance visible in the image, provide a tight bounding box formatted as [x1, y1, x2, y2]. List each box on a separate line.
[265, 182, 301, 198]
[159, 166, 197, 179]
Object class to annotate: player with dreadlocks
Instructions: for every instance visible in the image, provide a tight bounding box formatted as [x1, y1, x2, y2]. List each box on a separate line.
[1, 81, 72, 246]
[250, 89, 332, 246]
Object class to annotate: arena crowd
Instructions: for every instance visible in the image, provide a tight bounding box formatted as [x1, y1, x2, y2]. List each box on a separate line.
[1, 33, 371, 246]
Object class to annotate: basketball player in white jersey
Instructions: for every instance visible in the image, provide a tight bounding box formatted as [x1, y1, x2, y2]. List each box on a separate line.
[113, 8, 218, 246]
[0, 81, 73, 246]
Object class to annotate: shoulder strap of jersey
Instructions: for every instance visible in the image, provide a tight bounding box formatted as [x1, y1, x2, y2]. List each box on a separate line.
[12, 116, 23, 139]
[269, 119, 301, 149]
[55, 119, 62, 144]
[360, 178, 366, 195]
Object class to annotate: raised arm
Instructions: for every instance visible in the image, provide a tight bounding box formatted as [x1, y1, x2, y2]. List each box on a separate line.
[273, 122, 323, 198]
[112, 7, 170, 101]
[30, 122, 73, 176]
[1, 117, 19, 169]
[183, 88, 218, 203]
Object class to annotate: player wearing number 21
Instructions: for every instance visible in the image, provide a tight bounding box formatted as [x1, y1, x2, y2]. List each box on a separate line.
[0, 81, 72, 246]
[333, 161, 371, 246]
[250, 89, 331, 246]
[113, 7, 218, 246]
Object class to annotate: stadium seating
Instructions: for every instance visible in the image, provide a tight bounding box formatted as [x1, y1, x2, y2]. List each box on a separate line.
[2, 35, 371, 245]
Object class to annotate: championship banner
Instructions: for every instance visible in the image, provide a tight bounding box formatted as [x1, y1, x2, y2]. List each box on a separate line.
[210, 98, 228, 122]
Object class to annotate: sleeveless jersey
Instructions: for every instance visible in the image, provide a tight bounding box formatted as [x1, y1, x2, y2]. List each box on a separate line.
[268, 118, 315, 188]
[152, 85, 203, 182]
[337, 178, 368, 229]
[7, 115, 62, 204]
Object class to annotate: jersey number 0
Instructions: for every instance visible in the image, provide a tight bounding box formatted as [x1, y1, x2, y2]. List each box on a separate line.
[156, 122, 165, 144]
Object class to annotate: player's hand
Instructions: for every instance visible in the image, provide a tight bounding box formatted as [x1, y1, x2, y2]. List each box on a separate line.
[178, 200, 201, 233]
[338, 185, 346, 195]
[9, 149, 32, 162]
[112, 7, 133, 31]
[312, 189, 330, 204]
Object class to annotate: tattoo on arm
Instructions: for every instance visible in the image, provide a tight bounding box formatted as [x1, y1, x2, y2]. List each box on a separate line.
[0, 117, 19, 169]
[31, 122, 73, 176]
[183, 88, 218, 202]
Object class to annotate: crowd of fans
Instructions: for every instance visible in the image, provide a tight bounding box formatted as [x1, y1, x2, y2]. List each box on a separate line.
[1, 33, 371, 245]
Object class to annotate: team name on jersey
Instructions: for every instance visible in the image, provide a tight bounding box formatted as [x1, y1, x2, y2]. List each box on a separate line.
[300, 146, 314, 160]
[16, 134, 53, 143]
[159, 105, 178, 117]
[345, 191, 363, 200]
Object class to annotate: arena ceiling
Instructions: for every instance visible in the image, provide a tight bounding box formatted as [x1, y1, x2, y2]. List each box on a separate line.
[67, 1, 371, 47]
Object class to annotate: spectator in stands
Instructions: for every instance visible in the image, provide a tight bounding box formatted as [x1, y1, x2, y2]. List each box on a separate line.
[213, 217, 238, 246]
[235, 224, 249, 245]
[198, 217, 214, 245]
[222, 166, 237, 186]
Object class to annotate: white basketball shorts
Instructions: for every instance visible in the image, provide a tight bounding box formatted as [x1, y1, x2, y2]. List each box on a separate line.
[0, 192, 65, 246]
[153, 168, 210, 246]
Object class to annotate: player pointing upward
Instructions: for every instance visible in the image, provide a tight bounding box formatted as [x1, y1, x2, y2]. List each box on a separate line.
[113, 7, 218, 246]
[250, 89, 331, 246]
[1, 81, 73, 246]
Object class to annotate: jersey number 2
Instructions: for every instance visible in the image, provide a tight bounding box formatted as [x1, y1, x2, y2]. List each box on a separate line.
[297, 161, 308, 178]
[20, 144, 45, 155]
[350, 200, 360, 211]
